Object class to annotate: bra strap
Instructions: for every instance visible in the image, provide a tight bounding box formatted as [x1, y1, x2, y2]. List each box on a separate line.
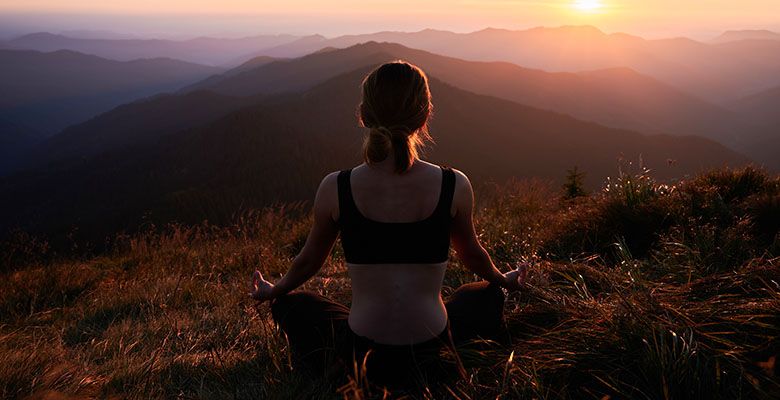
[337, 169, 356, 221]
[437, 166, 456, 216]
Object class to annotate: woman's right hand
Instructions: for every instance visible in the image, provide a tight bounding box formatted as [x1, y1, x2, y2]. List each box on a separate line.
[249, 270, 275, 302]
[502, 262, 528, 292]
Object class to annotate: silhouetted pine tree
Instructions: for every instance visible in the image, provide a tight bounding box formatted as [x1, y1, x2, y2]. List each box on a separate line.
[562, 166, 587, 200]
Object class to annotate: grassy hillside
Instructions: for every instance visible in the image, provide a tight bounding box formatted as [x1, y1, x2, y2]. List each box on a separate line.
[1, 166, 778, 399]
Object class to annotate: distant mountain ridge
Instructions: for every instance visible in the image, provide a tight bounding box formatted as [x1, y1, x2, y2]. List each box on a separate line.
[14, 41, 757, 175]
[0, 49, 222, 129]
[192, 42, 765, 157]
[728, 85, 780, 170]
[729, 85, 780, 124]
[712, 30, 780, 43]
[0, 32, 302, 66]
[7, 26, 780, 104]
[0, 66, 750, 240]
[21, 90, 267, 171]
[0, 48, 223, 175]
[59, 29, 139, 40]
[234, 25, 780, 103]
[17, 42, 769, 175]
[0, 118, 38, 176]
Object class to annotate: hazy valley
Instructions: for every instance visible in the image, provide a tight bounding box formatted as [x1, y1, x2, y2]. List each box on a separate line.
[1, 37, 765, 242]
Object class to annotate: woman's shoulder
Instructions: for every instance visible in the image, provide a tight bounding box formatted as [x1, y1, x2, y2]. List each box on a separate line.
[315, 166, 362, 201]
[314, 171, 344, 222]
[411, 160, 470, 190]
[445, 165, 469, 181]
[416, 160, 465, 175]
[319, 170, 341, 188]
[415, 161, 472, 210]
[436, 164, 470, 190]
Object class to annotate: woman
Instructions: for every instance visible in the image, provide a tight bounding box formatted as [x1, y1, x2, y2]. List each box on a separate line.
[249, 61, 526, 383]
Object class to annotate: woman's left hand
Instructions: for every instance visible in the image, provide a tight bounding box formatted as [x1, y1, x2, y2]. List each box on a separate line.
[502, 262, 528, 292]
[249, 270, 275, 302]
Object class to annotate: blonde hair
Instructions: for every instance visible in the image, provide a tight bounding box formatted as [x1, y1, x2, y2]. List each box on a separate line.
[359, 61, 433, 173]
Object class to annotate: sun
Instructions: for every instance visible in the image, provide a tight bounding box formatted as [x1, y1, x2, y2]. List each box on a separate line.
[572, 0, 604, 12]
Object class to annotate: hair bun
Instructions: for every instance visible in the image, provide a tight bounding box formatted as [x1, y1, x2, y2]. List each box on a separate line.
[360, 61, 431, 173]
[376, 125, 413, 138]
[374, 126, 393, 138]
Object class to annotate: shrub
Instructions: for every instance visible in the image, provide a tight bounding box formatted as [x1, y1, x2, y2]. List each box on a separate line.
[542, 165, 670, 260]
[561, 166, 587, 200]
[689, 166, 775, 203]
[745, 193, 780, 247]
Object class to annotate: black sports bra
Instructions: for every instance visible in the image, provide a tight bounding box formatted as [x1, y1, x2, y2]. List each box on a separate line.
[337, 166, 456, 264]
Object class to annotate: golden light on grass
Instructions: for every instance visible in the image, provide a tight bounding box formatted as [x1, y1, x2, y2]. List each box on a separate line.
[572, 0, 604, 12]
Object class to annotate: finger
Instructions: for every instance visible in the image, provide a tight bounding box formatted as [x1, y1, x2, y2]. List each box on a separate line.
[252, 270, 260, 291]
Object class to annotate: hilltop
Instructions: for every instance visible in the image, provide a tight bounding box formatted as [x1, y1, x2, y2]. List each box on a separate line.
[1, 166, 778, 398]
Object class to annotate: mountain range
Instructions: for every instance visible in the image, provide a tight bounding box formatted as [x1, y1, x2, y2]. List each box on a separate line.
[0, 49, 223, 175]
[0, 30, 773, 244]
[0, 118, 38, 176]
[6, 26, 780, 104]
[23, 42, 772, 172]
[0, 64, 749, 242]
[712, 30, 780, 43]
[0, 32, 300, 66]
[227, 26, 780, 104]
[728, 86, 780, 169]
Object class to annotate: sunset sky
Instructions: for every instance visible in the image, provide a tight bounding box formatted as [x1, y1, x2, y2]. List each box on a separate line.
[1, 0, 779, 39]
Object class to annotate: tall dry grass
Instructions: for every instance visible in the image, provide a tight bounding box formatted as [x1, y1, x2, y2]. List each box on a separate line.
[1, 167, 779, 399]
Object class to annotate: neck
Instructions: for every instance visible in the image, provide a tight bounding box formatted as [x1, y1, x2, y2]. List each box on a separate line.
[368, 155, 418, 174]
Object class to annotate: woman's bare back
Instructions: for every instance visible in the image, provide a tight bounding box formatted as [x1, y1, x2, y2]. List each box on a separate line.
[348, 262, 447, 344]
[344, 160, 448, 223]
[340, 160, 453, 345]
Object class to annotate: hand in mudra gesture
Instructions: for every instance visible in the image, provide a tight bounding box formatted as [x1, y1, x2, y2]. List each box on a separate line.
[503, 262, 528, 292]
[249, 270, 274, 302]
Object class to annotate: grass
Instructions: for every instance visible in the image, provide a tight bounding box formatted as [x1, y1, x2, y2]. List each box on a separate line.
[1, 166, 779, 399]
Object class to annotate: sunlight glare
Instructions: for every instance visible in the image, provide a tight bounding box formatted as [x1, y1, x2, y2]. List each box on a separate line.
[573, 0, 604, 12]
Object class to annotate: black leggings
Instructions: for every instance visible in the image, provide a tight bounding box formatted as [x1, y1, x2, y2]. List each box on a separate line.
[270, 281, 505, 383]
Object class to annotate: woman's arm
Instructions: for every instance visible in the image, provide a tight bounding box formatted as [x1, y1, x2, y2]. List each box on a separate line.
[450, 169, 526, 290]
[250, 172, 340, 301]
